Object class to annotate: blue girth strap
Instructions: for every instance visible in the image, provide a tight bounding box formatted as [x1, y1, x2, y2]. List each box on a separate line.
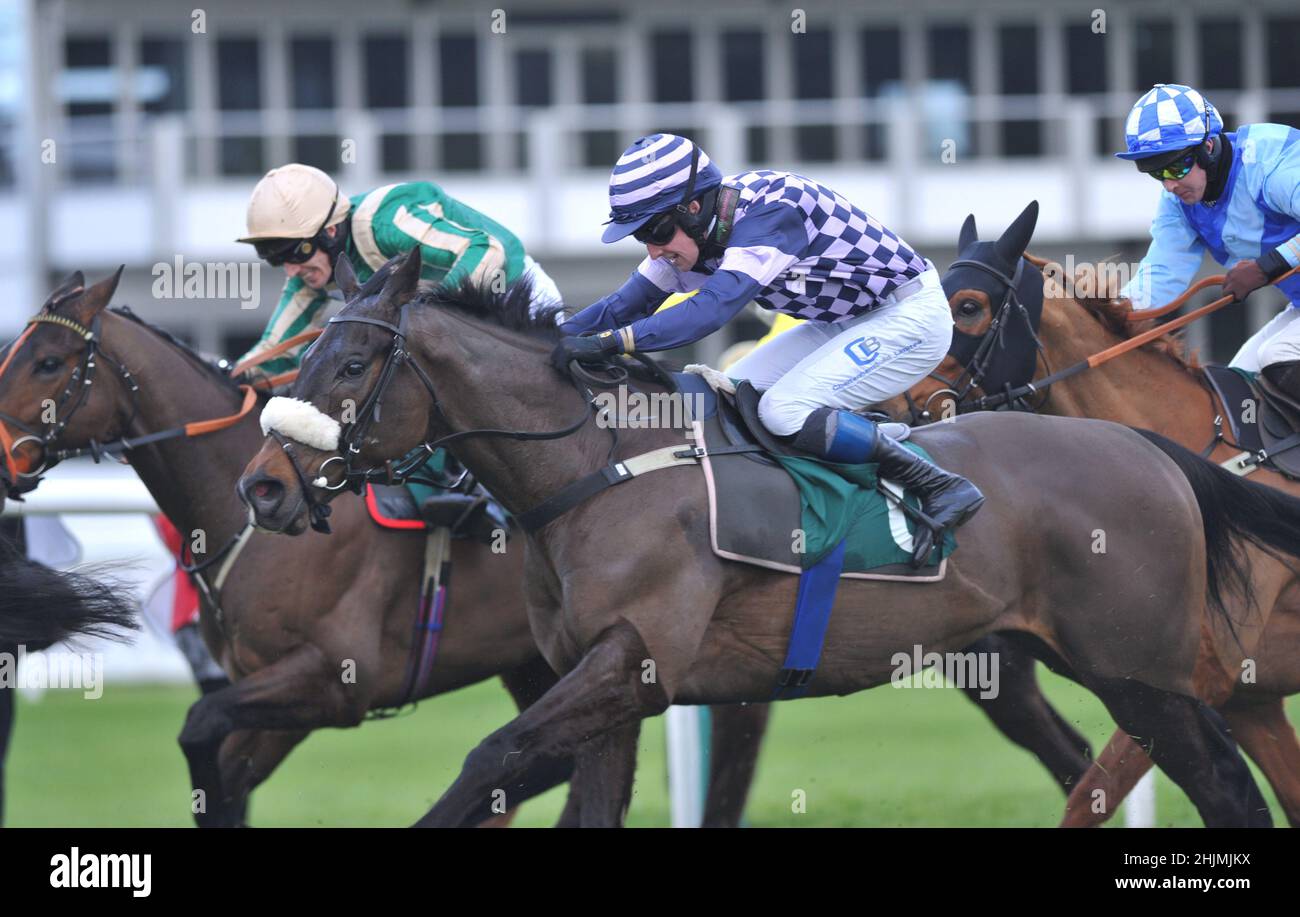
[773, 538, 846, 700]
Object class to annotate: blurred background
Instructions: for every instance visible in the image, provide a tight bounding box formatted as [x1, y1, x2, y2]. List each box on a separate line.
[3, 0, 1300, 826]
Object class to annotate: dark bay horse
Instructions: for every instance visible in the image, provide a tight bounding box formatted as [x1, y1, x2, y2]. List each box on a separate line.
[242, 246, 1300, 827]
[890, 201, 1300, 826]
[0, 269, 768, 827]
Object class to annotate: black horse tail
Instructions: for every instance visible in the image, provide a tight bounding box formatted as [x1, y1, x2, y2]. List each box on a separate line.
[0, 535, 137, 650]
[1135, 428, 1300, 635]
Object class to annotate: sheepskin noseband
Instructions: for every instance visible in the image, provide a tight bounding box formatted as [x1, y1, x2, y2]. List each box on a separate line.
[260, 397, 341, 451]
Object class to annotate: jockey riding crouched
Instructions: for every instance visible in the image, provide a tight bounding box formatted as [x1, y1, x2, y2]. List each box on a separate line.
[1116, 85, 1300, 395]
[236, 163, 555, 540]
[554, 134, 984, 564]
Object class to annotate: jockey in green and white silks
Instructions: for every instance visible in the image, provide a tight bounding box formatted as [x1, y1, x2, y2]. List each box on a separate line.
[554, 134, 983, 565]
[236, 163, 562, 377]
[1117, 84, 1300, 397]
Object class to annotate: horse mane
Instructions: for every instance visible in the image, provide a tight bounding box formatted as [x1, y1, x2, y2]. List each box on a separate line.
[414, 275, 566, 340]
[109, 306, 245, 391]
[1023, 252, 1200, 374]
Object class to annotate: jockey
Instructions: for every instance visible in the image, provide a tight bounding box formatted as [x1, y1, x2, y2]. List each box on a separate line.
[236, 163, 562, 377]
[555, 133, 983, 564]
[1116, 84, 1300, 396]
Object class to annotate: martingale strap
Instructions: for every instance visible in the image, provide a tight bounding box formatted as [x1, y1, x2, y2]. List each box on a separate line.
[515, 444, 706, 532]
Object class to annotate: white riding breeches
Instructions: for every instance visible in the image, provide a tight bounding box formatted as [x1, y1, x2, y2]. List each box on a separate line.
[1231, 305, 1300, 372]
[727, 268, 954, 436]
[523, 255, 564, 316]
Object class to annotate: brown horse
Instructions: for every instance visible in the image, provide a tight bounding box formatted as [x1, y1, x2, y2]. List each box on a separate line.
[889, 201, 1300, 827]
[241, 246, 1295, 827]
[0, 269, 771, 827]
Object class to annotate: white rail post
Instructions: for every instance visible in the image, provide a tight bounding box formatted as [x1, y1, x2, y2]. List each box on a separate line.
[1125, 771, 1156, 828]
[665, 706, 710, 828]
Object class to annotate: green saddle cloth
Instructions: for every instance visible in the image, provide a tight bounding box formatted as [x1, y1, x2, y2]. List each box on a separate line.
[775, 442, 957, 573]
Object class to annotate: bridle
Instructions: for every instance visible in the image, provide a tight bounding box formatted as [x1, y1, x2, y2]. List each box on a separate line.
[272, 299, 626, 534]
[0, 306, 257, 501]
[904, 257, 1049, 424]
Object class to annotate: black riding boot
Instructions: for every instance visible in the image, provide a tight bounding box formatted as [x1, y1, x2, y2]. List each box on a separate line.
[793, 407, 985, 567]
[1262, 360, 1300, 411]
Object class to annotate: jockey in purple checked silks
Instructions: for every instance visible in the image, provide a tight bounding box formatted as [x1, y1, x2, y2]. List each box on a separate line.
[553, 133, 984, 564]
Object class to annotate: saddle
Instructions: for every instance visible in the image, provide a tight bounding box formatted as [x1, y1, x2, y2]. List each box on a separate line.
[673, 371, 944, 582]
[1202, 364, 1300, 479]
[366, 483, 509, 545]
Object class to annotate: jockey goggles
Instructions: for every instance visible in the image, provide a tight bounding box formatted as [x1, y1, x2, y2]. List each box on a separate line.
[630, 144, 701, 246]
[252, 191, 340, 266]
[1141, 149, 1197, 182]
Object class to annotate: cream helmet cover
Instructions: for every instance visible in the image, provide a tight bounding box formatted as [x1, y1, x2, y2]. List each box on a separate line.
[238, 163, 351, 243]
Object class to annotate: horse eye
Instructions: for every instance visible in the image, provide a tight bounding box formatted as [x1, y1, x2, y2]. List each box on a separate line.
[344, 361, 366, 378]
[958, 300, 981, 317]
[34, 356, 63, 374]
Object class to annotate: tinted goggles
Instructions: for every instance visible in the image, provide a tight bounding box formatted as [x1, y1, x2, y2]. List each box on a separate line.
[1141, 151, 1197, 182]
[254, 236, 322, 267]
[632, 211, 679, 246]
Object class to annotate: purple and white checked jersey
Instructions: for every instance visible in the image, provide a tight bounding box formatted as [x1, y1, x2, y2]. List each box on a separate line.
[646, 170, 929, 321]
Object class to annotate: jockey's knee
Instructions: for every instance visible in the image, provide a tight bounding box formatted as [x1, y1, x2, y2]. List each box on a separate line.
[758, 390, 816, 437]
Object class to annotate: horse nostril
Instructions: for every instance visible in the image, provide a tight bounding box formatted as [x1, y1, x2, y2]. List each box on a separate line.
[253, 481, 273, 499]
[240, 473, 284, 515]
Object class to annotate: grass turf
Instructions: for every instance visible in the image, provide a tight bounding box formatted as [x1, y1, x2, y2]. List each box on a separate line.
[5, 672, 1293, 827]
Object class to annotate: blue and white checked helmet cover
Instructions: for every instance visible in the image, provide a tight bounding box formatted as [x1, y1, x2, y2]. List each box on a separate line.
[602, 133, 723, 243]
[1116, 84, 1224, 161]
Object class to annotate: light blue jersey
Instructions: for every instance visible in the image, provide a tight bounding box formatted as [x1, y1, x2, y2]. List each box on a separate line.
[1122, 124, 1300, 310]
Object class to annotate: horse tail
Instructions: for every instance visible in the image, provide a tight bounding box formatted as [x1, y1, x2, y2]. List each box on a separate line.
[1134, 428, 1300, 633]
[0, 535, 137, 649]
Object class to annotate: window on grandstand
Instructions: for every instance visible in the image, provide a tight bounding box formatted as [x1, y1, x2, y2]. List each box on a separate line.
[63, 36, 116, 182]
[216, 37, 264, 176]
[438, 33, 483, 170]
[580, 46, 620, 168]
[998, 24, 1042, 157]
[1266, 16, 1300, 126]
[1197, 19, 1242, 90]
[925, 25, 975, 160]
[513, 48, 553, 169]
[1064, 22, 1110, 156]
[364, 34, 411, 172]
[290, 37, 337, 172]
[139, 38, 187, 115]
[793, 29, 835, 162]
[650, 29, 693, 103]
[860, 26, 901, 161]
[1134, 20, 1174, 92]
[723, 30, 765, 161]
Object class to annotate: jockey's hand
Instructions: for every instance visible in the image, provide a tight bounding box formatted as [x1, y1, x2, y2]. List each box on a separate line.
[550, 331, 621, 372]
[1224, 260, 1269, 302]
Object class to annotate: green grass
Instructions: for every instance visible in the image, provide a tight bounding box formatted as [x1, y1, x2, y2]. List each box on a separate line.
[6, 674, 1295, 827]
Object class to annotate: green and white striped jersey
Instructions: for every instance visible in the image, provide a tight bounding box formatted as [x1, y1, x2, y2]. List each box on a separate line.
[240, 181, 527, 374]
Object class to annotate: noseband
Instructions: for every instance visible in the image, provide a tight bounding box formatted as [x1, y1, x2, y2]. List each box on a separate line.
[907, 257, 1048, 423]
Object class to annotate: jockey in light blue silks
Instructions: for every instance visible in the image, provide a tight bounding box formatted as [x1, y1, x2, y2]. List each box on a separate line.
[553, 133, 984, 564]
[1117, 84, 1300, 395]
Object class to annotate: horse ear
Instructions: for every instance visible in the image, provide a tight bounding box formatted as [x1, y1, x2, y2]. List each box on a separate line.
[43, 271, 86, 311]
[958, 214, 978, 253]
[66, 266, 123, 325]
[994, 201, 1039, 266]
[380, 246, 423, 306]
[334, 254, 360, 301]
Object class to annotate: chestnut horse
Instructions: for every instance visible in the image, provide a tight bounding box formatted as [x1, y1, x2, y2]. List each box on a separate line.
[0, 270, 768, 827]
[240, 246, 1300, 827]
[889, 201, 1300, 827]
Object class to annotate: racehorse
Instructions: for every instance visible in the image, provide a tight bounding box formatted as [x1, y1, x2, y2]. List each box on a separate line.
[0, 269, 767, 827]
[0, 517, 136, 824]
[242, 245, 1300, 827]
[888, 201, 1300, 827]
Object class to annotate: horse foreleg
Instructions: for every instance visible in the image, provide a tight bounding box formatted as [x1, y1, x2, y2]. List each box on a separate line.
[1059, 729, 1151, 827]
[178, 643, 366, 828]
[216, 728, 310, 826]
[702, 703, 771, 827]
[413, 619, 669, 828]
[1223, 694, 1300, 828]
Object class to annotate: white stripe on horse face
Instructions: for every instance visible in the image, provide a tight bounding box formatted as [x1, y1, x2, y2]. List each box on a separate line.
[260, 396, 341, 451]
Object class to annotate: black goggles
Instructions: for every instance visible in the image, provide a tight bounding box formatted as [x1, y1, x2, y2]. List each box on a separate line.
[254, 236, 322, 266]
[632, 210, 679, 246]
